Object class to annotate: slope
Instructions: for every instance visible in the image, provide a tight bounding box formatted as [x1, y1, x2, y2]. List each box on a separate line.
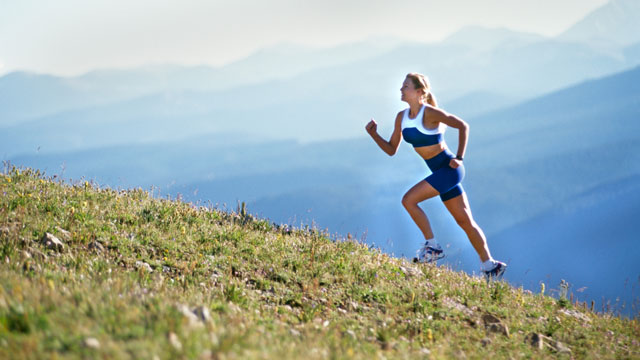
[1, 167, 638, 359]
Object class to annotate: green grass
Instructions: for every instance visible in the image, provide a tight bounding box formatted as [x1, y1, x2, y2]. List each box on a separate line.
[0, 166, 638, 359]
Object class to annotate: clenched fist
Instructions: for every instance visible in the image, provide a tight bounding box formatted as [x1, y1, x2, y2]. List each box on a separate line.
[365, 118, 377, 136]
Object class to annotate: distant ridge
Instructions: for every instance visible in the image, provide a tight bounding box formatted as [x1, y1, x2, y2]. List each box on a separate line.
[559, 0, 640, 46]
[444, 26, 546, 51]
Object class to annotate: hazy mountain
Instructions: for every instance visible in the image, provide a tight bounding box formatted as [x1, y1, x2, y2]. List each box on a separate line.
[0, 39, 407, 128]
[3, 32, 636, 158]
[493, 173, 640, 310]
[5, 0, 640, 145]
[441, 90, 523, 119]
[444, 26, 546, 51]
[559, 0, 640, 48]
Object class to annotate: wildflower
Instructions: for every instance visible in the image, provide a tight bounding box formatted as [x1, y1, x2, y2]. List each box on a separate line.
[540, 283, 545, 295]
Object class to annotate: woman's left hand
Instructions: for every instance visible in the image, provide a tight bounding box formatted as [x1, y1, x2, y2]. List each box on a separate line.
[449, 158, 462, 168]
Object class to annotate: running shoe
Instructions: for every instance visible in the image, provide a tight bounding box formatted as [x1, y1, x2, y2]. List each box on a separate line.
[483, 261, 507, 280]
[414, 242, 445, 263]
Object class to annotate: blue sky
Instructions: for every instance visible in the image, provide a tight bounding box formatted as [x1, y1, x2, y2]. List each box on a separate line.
[0, 0, 608, 76]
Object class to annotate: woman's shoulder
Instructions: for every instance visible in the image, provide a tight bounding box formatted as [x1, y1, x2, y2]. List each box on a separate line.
[423, 104, 448, 118]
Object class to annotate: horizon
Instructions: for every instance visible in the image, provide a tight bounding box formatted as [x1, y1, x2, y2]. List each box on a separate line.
[0, 0, 608, 77]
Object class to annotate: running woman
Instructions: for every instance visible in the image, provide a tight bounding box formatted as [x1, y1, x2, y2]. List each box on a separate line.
[365, 73, 506, 279]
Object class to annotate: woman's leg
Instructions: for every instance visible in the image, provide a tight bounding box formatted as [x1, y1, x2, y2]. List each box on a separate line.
[443, 192, 492, 262]
[401, 180, 440, 240]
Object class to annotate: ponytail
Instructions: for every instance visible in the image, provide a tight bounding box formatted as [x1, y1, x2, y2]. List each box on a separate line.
[426, 92, 437, 107]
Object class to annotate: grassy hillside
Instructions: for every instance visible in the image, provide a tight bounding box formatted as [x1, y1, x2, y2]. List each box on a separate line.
[0, 167, 638, 359]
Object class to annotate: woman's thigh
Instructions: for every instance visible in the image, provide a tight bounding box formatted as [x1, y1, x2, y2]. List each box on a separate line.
[403, 180, 440, 205]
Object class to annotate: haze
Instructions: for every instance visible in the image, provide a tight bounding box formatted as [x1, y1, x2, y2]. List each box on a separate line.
[0, 0, 607, 76]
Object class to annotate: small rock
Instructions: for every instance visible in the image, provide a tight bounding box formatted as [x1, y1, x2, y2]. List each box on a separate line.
[192, 306, 211, 323]
[481, 337, 492, 347]
[483, 313, 509, 337]
[55, 227, 71, 241]
[135, 261, 153, 273]
[178, 304, 205, 328]
[482, 313, 501, 325]
[168, 332, 182, 351]
[399, 266, 423, 277]
[555, 341, 571, 354]
[83, 337, 100, 349]
[420, 348, 431, 355]
[443, 297, 474, 317]
[40, 233, 64, 252]
[88, 241, 105, 252]
[487, 323, 509, 337]
[290, 328, 301, 337]
[525, 333, 544, 350]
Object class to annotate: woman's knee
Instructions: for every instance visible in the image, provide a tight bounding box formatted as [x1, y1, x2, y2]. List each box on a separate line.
[401, 193, 415, 209]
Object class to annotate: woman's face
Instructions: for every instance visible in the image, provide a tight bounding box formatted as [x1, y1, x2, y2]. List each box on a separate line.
[400, 77, 421, 103]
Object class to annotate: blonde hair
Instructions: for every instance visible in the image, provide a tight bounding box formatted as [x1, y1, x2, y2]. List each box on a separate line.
[406, 72, 437, 107]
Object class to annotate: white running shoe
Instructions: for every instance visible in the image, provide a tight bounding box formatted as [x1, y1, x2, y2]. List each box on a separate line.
[483, 261, 507, 281]
[414, 241, 445, 263]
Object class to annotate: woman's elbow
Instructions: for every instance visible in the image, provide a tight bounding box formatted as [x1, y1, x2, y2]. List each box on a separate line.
[459, 121, 469, 133]
[385, 147, 397, 156]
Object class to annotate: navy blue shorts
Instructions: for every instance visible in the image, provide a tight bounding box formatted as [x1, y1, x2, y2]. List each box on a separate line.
[424, 149, 465, 201]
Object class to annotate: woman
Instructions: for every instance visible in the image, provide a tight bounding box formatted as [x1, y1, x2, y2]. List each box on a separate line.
[365, 73, 506, 279]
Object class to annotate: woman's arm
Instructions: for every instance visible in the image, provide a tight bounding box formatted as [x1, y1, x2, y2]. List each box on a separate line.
[365, 112, 403, 156]
[427, 107, 469, 166]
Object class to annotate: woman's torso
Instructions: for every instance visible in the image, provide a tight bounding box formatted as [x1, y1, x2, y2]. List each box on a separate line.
[401, 104, 447, 159]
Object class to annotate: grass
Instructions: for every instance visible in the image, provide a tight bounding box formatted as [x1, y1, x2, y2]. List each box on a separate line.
[0, 166, 639, 359]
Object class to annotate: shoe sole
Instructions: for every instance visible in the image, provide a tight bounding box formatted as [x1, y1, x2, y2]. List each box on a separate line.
[413, 253, 446, 264]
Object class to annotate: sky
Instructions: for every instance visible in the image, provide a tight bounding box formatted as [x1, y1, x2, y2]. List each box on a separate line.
[0, 0, 609, 76]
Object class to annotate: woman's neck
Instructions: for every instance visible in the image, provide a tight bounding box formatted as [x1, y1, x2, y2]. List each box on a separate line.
[408, 101, 424, 117]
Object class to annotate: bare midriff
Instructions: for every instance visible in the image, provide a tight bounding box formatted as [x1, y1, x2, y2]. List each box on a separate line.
[413, 142, 446, 160]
